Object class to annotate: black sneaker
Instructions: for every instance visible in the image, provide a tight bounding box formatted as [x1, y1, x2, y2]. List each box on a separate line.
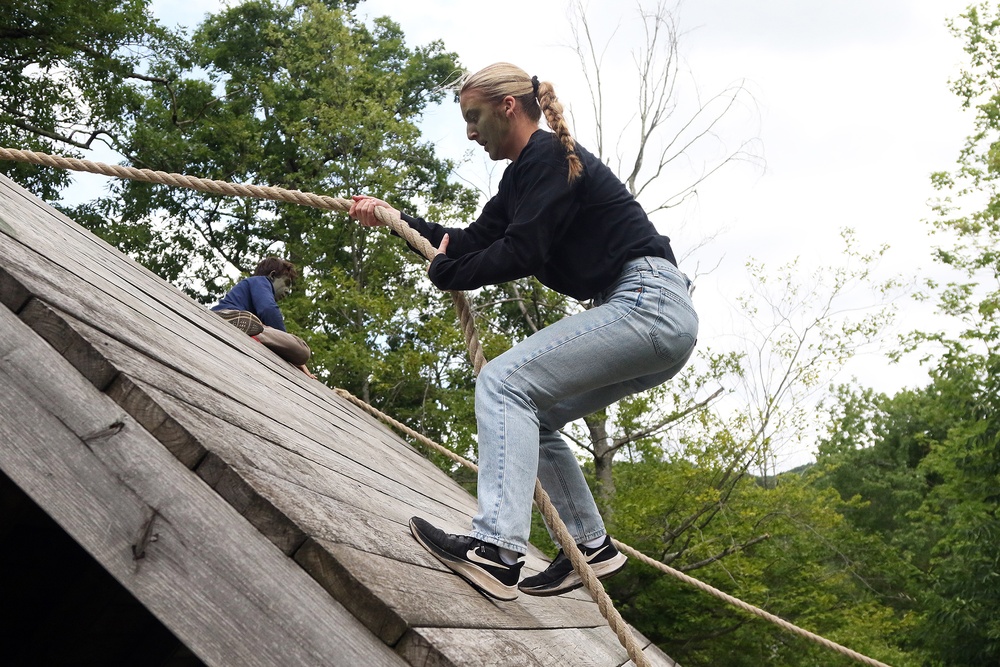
[409, 517, 522, 601]
[218, 310, 265, 336]
[518, 535, 627, 597]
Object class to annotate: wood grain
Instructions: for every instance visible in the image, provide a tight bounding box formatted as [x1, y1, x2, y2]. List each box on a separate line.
[0, 303, 405, 667]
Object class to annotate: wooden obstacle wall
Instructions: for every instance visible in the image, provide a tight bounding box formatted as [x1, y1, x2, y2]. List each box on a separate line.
[0, 173, 678, 667]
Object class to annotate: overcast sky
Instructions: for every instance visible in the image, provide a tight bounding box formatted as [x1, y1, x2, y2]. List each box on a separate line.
[139, 0, 976, 469]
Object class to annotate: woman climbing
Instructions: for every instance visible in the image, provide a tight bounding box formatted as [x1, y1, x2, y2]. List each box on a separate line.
[349, 62, 699, 601]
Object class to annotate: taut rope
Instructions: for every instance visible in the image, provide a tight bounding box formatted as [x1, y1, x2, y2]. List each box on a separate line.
[0, 148, 488, 373]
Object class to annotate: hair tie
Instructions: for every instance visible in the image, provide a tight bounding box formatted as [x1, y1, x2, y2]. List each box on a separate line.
[531, 75, 540, 98]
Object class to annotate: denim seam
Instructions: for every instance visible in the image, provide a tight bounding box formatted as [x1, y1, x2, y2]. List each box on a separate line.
[649, 287, 697, 361]
[658, 283, 699, 319]
[489, 383, 514, 544]
[541, 444, 586, 538]
[470, 530, 524, 553]
[578, 528, 607, 544]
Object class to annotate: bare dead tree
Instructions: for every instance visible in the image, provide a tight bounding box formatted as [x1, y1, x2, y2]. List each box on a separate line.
[553, 1, 764, 518]
[569, 0, 764, 215]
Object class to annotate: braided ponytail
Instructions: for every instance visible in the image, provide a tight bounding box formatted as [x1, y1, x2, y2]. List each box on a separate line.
[461, 63, 582, 182]
[535, 79, 583, 182]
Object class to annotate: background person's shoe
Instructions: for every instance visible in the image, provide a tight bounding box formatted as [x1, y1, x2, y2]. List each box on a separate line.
[518, 535, 627, 597]
[409, 517, 522, 601]
[218, 309, 264, 336]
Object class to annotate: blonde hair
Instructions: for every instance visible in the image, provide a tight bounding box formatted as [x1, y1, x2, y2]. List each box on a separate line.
[460, 62, 582, 182]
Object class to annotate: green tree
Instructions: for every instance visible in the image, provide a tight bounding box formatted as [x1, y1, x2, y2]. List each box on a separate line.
[112, 0, 480, 452]
[803, 5, 1000, 663]
[605, 455, 931, 667]
[813, 358, 1000, 665]
[813, 385, 931, 540]
[914, 2, 1000, 662]
[0, 0, 175, 198]
[4, 0, 485, 457]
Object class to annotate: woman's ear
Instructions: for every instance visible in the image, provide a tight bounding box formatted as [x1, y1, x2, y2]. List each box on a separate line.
[503, 95, 516, 118]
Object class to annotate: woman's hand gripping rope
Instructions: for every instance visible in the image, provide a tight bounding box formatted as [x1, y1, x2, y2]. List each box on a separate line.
[349, 194, 448, 265]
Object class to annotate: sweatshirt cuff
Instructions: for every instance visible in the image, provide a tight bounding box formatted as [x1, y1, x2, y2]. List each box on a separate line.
[392, 212, 426, 258]
[427, 254, 449, 289]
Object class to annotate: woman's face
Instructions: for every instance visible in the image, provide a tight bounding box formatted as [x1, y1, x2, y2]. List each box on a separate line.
[460, 88, 510, 161]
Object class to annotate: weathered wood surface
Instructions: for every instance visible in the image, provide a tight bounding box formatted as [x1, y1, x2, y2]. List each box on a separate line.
[0, 302, 405, 667]
[397, 627, 679, 667]
[0, 173, 680, 666]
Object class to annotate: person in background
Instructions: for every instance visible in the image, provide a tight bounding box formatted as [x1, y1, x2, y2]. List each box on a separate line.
[349, 62, 698, 601]
[212, 256, 315, 378]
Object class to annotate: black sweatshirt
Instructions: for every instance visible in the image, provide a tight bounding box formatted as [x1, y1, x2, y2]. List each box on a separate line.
[401, 129, 677, 301]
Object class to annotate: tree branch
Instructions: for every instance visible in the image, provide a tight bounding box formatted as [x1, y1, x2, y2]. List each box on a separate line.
[678, 533, 771, 572]
[610, 386, 724, 453]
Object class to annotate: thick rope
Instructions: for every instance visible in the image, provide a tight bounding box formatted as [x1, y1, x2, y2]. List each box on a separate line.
[612, 542, 892, 667]
[0, 147, 488, 373]
[5, 147, 893, 667]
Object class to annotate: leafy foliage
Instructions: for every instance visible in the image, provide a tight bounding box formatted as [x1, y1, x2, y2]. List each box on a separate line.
[805, 6, 1000, 664]
[813, 358, 1000, 665]
[0, 0, 175, 197]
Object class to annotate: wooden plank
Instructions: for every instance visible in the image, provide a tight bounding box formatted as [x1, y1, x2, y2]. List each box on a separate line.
[13, 296, 611, 632]
[190, 433, 600, 618]
[2, 238, 457, 494]
[0, 203, 371, 447]
[0, 261, 31, 312]
[148, 381, 479, 542]
[0, 183, 475, 529]
[0, 177, 244, 341]
[16, 294, 604, 596]
[17, 296, 119, 390]
[196, 452, 308, 556]
[107, 362, 596, 598]
[396, 626, 632, 667]
[295, 538, 606, 642]
[0, 182, 257, 354]
[18, 295, 476, 515]
[0, 178, 454, 500]
[0, 304, 407, 667]
[18, 297, 205, 468]
[617, 628, 681, 667]
[106, 373, 207, 469]
[113, 378, 604, 622]
[395, 626, 679, 667]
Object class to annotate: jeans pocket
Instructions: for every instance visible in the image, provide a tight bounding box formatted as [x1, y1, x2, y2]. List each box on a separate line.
[649, 286, 699, 363]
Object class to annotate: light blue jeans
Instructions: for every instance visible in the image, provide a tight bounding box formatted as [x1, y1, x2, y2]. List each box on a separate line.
[469, 256, 699, 553]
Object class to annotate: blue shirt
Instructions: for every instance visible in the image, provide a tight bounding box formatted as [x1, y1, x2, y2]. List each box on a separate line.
[211, 275, 286, 331]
